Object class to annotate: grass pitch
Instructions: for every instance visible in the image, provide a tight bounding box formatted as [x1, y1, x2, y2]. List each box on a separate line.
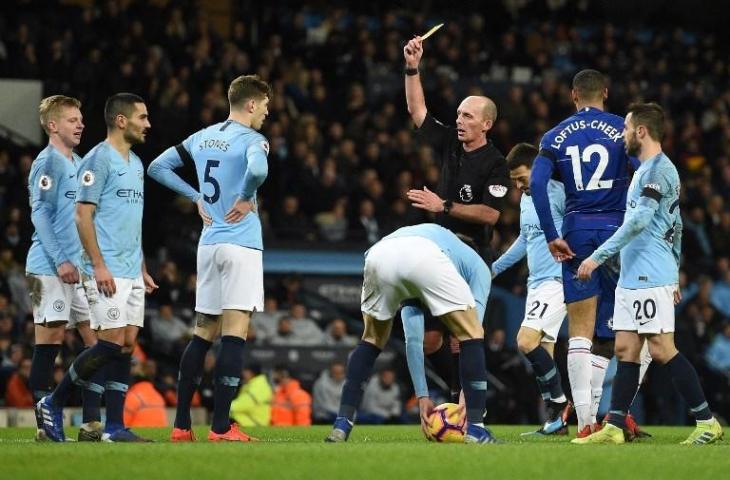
[0, 425, 728, 480]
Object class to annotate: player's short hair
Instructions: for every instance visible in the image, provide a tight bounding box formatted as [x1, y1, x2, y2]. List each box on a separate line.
[228, 75, 272, 109]
[572, 69, 607, 102]
[39, 95, 81, 134]
[627, 102, 665, 141]
[104, 92, 145, 129]
[506, 142, 538, 170]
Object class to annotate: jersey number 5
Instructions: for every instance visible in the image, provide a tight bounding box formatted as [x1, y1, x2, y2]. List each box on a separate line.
[566, 144, 612, 191]
[203, 159, 220, 204]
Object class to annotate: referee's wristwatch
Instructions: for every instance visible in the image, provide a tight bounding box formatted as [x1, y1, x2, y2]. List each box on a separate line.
[442, 199, 453, 215]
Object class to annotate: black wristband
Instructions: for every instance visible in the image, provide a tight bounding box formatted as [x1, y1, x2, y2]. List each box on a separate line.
[443, 199, 453, 215]
[405, 67, 419, 76]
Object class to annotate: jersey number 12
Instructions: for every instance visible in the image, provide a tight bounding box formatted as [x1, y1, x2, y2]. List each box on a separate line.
[566, 144, 612, 191]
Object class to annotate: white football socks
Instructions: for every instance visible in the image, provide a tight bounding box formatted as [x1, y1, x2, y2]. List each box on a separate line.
[589, 354, 610, 424]
[568, 336, 593, 430]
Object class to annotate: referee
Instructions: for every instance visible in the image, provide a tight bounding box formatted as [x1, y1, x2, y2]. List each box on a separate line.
[402, 33, 509, 418]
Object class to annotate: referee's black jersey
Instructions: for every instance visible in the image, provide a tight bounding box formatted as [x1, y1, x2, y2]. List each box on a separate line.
[417, 113, 510, 261]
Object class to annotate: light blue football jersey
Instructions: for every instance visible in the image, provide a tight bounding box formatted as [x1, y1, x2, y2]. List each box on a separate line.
[618, 153, 681, 288]
[26, 145, 83, 275]
[493, 180, 565, 289]
[76, 141, 144, 279]
[383, 223, 491, 320]
[181, 120, 269, 250]
[591, 152, 681, 289]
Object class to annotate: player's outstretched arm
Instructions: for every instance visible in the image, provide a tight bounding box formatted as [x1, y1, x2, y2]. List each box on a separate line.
[147, 146, 202, 203]
[577, 200, 658, 280]
[492, 232, 527, 278]
[404, 36, 427, 128]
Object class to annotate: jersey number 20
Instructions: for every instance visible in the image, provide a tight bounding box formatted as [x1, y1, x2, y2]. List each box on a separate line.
[566, 144, 612, 191]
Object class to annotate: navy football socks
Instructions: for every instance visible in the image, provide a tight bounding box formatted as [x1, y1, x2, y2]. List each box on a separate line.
[29, 344, 60, 402]
[51, 339, 121, 407]
[104, 353, 131, 432]
[338, 341, 381, 421]
[211, 336, 246, 434]
[175, 335, 213, 429]
[666, 353, 712, 421]
[607, 361, 640, 429]
[459, 339, 488, 424]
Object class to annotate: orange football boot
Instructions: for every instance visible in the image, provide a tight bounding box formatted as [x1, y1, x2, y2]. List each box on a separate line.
[208, 423, 258, 442]
[170, 428, 196, 442]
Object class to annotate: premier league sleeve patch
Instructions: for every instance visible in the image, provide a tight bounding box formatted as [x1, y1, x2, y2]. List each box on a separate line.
[81, 170, 95, 186]
[260, 140, 270, 155]
[39, 175, 53, 190]
[488, 184, 508, 198]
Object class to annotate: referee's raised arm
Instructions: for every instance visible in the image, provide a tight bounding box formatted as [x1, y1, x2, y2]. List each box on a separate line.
[404, 36, 427, 128]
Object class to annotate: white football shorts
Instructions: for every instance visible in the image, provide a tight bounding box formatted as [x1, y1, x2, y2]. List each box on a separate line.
[521, 279, 566, 343]
[195, 243, 264, 315]
[613, 285, 676, 334]
[28, 274, 89, 329]
[361, 236, 475, 321]
[82, 275, 145, 330]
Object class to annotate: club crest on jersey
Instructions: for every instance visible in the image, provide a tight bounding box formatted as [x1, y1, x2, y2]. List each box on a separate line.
[260, 140, 270, 155]
[459, 184, 473, 202]
[52, 300, 65, 312]
[488, 184, 508, 198]
[81, 170, 95, 186]
[39, 175, 53, 190]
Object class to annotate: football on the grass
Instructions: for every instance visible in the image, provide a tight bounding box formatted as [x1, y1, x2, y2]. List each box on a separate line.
[427, 403, 466, 442]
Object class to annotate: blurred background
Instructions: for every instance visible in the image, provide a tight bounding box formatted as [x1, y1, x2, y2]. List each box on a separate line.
[1, 0, 729, 427]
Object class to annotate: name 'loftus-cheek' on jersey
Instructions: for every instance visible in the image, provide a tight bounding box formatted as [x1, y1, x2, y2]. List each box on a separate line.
[539, 107, 633, 233]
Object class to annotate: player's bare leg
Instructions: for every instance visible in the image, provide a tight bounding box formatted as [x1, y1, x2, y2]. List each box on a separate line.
[566, 296, 597, 434]
[326, 314, 393, 442]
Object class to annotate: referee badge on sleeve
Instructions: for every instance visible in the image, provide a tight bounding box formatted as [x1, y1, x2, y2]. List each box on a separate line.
[488, 184, 508, 198]
[39, 175, 53, 190]
[81, 170, 95, 186]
